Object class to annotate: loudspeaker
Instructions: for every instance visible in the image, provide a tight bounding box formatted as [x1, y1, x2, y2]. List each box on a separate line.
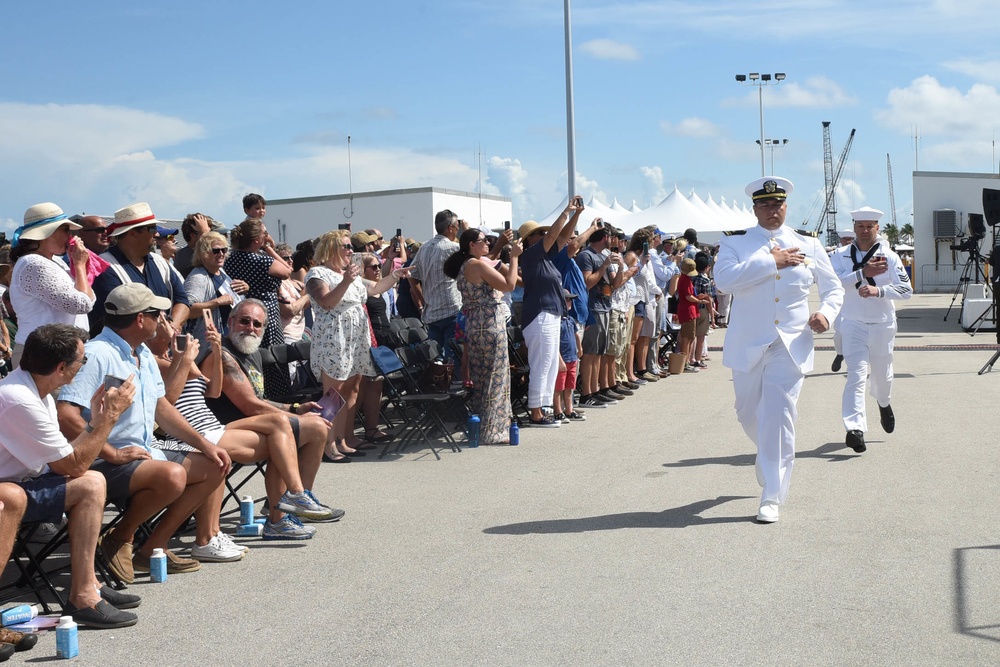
[969, 213, 986, 238]
[984, 188, 1000, 227]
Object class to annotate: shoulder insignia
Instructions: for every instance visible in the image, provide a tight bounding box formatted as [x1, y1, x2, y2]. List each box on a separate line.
[723, 230, 747, 236]
[795, 229, 819, 238]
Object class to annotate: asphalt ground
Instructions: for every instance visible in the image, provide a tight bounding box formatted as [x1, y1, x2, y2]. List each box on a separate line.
[5, 292, 1000, 666]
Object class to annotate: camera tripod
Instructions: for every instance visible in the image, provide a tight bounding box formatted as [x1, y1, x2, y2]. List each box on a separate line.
[944, 237, 987, 322]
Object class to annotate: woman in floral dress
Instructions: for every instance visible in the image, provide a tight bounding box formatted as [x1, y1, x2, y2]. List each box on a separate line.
[306, 230, 410, 460]
[443, 229, 521, 444]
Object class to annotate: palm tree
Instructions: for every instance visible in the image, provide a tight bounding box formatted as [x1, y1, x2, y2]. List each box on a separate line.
[900, 223, 914, 244]
[883, 223, 900, 246]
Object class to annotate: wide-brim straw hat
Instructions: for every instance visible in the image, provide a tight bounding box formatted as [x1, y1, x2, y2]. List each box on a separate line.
[16, 202, 81, 244]
[108, 202, 159, 237]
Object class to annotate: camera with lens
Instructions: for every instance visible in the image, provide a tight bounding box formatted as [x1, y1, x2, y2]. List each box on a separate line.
[950, 237, 980, 253]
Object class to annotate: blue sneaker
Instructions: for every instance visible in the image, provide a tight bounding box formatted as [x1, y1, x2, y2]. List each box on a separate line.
[276, 490, 337, 522]
[262, 514, 316, 540]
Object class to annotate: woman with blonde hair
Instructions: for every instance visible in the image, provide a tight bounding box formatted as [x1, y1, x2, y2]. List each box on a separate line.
[184, 231, 248, 354]
[305, 230, 410, 461]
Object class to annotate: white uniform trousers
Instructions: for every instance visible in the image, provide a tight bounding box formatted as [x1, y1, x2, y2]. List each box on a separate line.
[841, 318, 896, 432]
[732, 338, 804, 504]
[523, 310, 561, 409]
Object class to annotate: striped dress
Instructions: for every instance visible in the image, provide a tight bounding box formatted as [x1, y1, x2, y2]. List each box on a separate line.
[159, 377, 224, 451]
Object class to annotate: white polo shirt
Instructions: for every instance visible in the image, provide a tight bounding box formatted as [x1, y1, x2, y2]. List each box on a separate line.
[0, 368, 74, 481]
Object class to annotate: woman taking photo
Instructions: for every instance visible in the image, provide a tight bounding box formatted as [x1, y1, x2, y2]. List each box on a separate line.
[225, 218, 292, 397]
[184, 231, 248, 356]
[305, 231, 410, 461]
[443, 229, 521, 444]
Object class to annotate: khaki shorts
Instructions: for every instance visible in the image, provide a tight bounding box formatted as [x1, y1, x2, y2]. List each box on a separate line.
[696, 309, 711, 337]
[607, 310, 629, 357]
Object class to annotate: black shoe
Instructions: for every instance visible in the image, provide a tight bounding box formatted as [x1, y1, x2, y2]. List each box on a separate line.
[100, 585, 142, 610]
[612, 384, 634, 396]
[602, 389, 625, 401]
[0, 643, 13, 662]
[846, 430, 866, 453]
[68, 599, 138, 629]
[831, 354, 844, 372]
[879, 404, 895, 433]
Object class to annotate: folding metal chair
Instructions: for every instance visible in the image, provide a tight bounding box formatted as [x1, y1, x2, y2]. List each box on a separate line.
[370, 346, 460, 459]
[506, 325, 531, 423]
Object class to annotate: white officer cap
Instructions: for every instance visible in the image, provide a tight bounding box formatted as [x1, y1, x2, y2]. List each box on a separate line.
[745, 177, 794, 202]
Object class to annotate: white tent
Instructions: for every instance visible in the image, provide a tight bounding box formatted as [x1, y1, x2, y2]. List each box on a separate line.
[532, 188, 755, 240]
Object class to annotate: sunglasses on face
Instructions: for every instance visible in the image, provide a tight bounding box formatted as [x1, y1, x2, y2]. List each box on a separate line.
[237, 316, 264, 329]
[211, 247, 229, 256]
[80, 228, 108, 235]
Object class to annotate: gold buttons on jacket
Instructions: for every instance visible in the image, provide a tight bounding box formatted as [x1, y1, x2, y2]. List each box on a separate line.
[774, 320, 780, 325]
[775, 275, 781, 280]
[775, 298, 779, 302]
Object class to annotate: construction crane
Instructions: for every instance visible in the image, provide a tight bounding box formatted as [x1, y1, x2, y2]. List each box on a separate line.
[814, 122, 856, 245]
[886, 153, 897, 228]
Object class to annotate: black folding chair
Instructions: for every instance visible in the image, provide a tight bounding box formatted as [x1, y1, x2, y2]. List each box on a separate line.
[370, 346, 460, 460]
[506, 325, 531, 423]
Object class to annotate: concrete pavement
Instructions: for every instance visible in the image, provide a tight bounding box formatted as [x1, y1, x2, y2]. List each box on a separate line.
[8, 293, 1000, 666]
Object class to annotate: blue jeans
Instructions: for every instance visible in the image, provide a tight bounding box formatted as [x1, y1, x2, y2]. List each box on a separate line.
[426, 314, 459, 370]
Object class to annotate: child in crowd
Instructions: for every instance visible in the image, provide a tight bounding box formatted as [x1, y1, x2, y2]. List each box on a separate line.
[553, 290, 585, 423]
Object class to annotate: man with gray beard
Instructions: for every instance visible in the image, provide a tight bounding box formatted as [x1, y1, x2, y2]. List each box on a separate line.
[201, 300, 339, 534]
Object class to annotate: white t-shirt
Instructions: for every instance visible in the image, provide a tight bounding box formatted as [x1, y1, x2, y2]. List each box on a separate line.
[0, 368, 74, 481]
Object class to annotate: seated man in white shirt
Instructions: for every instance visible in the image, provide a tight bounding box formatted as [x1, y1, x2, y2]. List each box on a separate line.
[0, 324, 139, 628]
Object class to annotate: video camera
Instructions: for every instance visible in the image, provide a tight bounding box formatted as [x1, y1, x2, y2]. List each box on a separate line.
[950, 237, 980, 253]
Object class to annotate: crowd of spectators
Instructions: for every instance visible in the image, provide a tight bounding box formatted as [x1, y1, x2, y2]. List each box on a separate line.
[0, 195, 726, 652]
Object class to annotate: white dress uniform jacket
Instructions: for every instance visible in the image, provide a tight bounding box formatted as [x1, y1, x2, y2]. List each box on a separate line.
[714, 224, 843, 374]
[828, 241, 912, 322]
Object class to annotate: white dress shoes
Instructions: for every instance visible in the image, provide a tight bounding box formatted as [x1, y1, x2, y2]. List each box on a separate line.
[756, 500, 779, 523]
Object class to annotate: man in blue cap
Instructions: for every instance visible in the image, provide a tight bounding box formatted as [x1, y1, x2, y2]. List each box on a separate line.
[714, 177, 844, 523]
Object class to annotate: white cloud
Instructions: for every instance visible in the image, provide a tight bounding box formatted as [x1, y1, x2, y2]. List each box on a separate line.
[942, 59, 1000, 84]
[659, 117, 719, 138]
[579, 38, 640, 61]
[875, 75, 1000, 137]
[726, 76, 857, 109]
[484, 156, 535, 220]
[640, 166, 668, 205]
[573, 172, 608, 205]
[0, 102, 490, 224]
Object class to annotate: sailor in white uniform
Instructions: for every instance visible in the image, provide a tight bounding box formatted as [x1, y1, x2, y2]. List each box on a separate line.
[714, 177, 844, 524]
[829, 228, 856, 373]
[828, 207, 911, 453]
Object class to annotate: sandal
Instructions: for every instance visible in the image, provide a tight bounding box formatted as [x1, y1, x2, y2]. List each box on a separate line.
[364, 430, 392, 443]
[322, 451, 352, 464]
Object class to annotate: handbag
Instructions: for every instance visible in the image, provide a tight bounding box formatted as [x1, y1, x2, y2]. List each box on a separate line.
[420, 360, 454, 393]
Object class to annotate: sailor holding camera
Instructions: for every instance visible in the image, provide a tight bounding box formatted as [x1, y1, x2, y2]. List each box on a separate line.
[828, 206, 911, 454]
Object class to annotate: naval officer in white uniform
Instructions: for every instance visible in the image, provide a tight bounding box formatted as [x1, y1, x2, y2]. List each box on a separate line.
[828, 206, 911, 453]
[714, 177, 844, 523]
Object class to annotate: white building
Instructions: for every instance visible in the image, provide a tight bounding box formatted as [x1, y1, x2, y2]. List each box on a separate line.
[912, 170, 1000, 293]
[266, 187, 512, 248]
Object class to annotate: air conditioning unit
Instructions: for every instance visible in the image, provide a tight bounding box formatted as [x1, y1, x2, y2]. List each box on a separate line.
[933, 209, 960, 238]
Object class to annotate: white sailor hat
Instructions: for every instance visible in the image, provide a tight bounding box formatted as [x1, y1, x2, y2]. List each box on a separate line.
[850, 206, 884, 222]
[745, 177, 794, 202]
[838, 228, 856, 239]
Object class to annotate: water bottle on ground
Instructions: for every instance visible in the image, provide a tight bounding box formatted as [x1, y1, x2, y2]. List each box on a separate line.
[467, 414, 480, 448]
[509, 419, 519, 446]
[149, 548, 167, 583]
[55, 616, 78, 659]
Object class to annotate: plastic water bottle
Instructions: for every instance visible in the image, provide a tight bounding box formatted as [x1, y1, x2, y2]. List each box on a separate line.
[1, 603, 38, 627]
[149, 548, 167, 583]
[55, 616, 78, 659]
[236, 523, 263, 537]
[467, 414, 480, 448]
[509, 420, 519, 446]
[239, 495, 255, 525]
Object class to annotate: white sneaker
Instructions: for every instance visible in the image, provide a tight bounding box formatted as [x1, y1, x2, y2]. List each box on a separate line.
[215, 530, 250, 554]
[756, 500, 779, 524]
[191, 535, 245, 562]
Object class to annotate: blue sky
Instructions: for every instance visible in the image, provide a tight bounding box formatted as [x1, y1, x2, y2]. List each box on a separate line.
[2, 0, 999, 233]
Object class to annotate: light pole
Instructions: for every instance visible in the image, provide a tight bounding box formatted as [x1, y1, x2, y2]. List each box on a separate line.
[736, 72, 786, 176]
[756, 138, 789, 175]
